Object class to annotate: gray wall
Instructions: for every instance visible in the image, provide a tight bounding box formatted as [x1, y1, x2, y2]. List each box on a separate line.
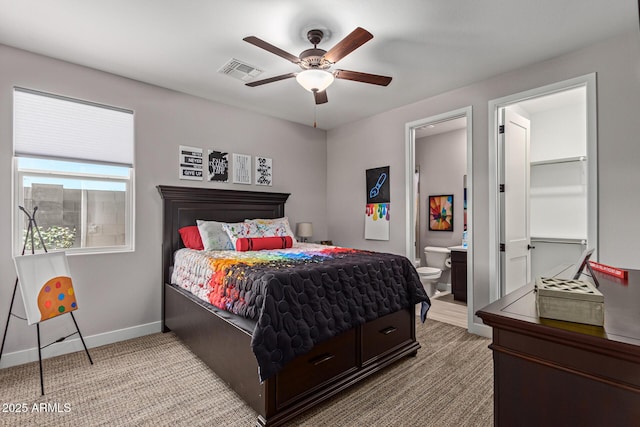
[415, 128, 467, 265]
[327, 31, 640, 326]
[0, 43, 327, 359]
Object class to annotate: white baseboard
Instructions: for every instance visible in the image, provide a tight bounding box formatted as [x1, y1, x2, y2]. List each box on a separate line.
[469, 321, 492, 338]
[0, 321, 162, 369]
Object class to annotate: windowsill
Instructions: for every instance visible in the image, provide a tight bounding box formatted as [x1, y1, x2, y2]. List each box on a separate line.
[14, 247, 135, 257]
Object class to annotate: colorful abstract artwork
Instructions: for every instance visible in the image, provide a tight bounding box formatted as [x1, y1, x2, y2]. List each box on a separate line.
[365, 166, 390, 240]
[429, 194, 454, 231]
[364, 203, 390, 240]
[13, 251, 78, 325]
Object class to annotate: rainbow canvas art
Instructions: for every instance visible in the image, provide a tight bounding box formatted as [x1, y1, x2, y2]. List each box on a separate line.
[14, 251, 78, 325]
[364, 203, 390, 240]
[365, 166, 391, 240]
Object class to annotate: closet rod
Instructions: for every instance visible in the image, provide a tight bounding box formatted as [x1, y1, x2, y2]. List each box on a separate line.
[530, 237, 586, 245]
[530, 156, 586, 166]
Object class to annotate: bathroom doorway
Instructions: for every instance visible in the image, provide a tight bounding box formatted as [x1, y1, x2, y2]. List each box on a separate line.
[405, 106, 477, 334]
[489, 74, 597, 301]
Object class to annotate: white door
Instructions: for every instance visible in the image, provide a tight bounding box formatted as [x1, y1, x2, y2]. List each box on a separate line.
[500, 108, 531, 296]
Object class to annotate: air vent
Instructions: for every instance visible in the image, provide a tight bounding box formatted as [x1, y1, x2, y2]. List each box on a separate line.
[218, 58, 263, 82]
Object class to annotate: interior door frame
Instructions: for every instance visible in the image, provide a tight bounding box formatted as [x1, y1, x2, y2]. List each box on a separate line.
[488, 73, 598, 302]
[404, 106, 485, 336]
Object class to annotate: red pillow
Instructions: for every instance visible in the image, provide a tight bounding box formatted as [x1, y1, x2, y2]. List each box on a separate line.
[179, 226, 204, 250]
[236, 236, 293, 252]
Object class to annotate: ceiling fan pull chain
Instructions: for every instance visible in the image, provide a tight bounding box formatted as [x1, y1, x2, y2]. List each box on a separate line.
[313, 103, 317, 128]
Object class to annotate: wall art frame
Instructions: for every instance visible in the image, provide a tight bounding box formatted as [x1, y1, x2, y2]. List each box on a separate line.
[428, 194, 454, 231]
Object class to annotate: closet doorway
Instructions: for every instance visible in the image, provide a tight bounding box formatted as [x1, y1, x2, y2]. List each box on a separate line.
[405, 106, 479, 334]
[488, 74, 598, 301]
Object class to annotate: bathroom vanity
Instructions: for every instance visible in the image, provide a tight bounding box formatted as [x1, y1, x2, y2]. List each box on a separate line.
[450, 246, 467, 302]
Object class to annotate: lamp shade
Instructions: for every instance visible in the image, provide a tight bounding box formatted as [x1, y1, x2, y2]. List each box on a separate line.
[296, 70, 334, 92]
[296, 222, 313, 239]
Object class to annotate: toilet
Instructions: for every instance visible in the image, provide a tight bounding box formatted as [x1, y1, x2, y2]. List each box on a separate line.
[416, 246, 451, 297]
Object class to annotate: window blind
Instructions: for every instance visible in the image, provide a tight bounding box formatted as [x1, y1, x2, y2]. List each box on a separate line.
[13, 88, 134, 167]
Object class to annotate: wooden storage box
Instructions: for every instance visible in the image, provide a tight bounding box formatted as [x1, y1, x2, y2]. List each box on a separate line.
[535, 277, 604, 326]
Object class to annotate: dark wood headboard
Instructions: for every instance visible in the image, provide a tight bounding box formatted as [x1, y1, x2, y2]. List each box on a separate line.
[157, 185, 290, 287]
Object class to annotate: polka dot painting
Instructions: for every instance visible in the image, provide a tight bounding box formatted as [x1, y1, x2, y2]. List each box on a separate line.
[37, 276, 78, 321]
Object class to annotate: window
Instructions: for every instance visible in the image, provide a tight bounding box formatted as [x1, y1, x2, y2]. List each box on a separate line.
[13, 88, 134, 255]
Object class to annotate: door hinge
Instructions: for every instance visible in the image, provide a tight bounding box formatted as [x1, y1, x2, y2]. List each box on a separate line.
[499, 184, 505, 193]
[499, 243, 505, 252]
[498, 125, 505, 134]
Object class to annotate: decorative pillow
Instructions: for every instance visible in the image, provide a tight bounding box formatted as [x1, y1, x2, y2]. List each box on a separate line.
[178, 226, 204, 250]
[221, 221, 260, 248]
[196, 220, 234, 251]
[235, 236, 293, 252]
[244, 217, 297, 243]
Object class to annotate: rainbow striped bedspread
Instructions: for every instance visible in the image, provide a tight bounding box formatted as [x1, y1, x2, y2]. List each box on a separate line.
[171, 243, 429, 381]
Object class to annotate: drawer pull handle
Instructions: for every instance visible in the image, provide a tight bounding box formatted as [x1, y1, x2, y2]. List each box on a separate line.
[380, 326, 397, 335]
[309, 353, 335, 366]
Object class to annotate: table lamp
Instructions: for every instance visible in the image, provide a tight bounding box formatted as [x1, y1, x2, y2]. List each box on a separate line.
[296, 222, 313, 243]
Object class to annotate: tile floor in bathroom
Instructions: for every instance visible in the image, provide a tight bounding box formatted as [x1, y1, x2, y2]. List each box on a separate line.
[419, 291, 467, 329]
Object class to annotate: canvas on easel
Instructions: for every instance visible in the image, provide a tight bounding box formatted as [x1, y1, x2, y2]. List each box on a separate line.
[1, 206, 92, 396]
[14, 251, 78, 325]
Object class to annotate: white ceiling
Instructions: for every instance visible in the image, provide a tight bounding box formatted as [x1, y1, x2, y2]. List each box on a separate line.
[0, 1, 636, 130]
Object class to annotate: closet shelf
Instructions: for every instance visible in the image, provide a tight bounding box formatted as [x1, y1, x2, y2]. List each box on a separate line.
[530, 236, 587, 245]
[530, 156, 586, 166]
[530, 186, 586, 196]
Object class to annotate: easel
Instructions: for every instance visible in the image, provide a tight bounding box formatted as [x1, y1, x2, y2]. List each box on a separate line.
[0, 206, 93, 395]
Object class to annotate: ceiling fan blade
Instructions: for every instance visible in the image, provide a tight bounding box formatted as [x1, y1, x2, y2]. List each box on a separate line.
[334, 69, 392, 86]
[245, 73, 296, 87]
[243, 36, 301, 64]
[314, 90, 328, 104]
[323, 27, 373, 63]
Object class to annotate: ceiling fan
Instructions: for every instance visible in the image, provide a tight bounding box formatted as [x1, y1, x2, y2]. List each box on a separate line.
[243, 27, 392, 105]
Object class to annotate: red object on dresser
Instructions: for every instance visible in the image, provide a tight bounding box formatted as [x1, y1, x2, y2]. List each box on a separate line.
[588, 261, 628, 280]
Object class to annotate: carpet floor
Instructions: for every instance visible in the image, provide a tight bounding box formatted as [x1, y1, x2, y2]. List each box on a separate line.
[0, 319, 492, 426]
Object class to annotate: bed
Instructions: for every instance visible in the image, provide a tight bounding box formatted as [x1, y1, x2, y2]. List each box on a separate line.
[158, 185, 429, 426]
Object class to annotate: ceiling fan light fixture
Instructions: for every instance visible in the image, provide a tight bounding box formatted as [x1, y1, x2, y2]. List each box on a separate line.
[296, 69, 334, 92]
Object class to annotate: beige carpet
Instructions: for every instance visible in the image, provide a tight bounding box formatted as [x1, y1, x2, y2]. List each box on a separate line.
[0, 319, 492, 426]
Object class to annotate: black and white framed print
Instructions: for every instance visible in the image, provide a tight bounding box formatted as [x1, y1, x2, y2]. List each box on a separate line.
[179, 145, 203, 181]
[232, 153, 251, 184]
[255, 156, 272, 186]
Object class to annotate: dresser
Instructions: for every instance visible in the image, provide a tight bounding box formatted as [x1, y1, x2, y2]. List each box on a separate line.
[477, 266, 640, 426]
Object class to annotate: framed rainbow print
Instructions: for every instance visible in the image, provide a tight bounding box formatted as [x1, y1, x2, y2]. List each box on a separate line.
[428, 194, 454, 231]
